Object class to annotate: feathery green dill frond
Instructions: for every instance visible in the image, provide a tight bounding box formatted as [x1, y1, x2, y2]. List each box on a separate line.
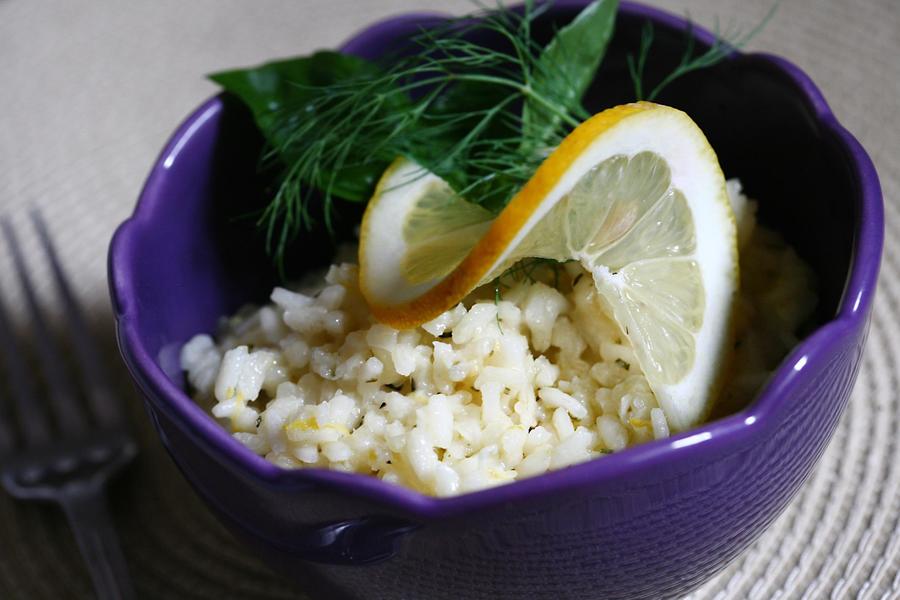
[212, 1, 618, 271]
[628, 2, 779, 102]
[498, 257, 569, 288]
[254, 2, 581, 266]
[211, 0, 776, 276]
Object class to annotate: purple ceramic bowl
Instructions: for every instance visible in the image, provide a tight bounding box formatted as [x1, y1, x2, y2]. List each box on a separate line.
[109, 2, 883, 599]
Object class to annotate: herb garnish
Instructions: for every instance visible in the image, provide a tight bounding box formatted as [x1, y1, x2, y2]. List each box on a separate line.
[211, 0, 772, 273]
[627, 3, 777, 101]
[212, 0, 616, 269]
[494, 283, 504, 334]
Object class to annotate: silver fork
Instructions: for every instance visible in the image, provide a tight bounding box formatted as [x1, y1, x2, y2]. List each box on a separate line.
[0, 212, 137, 600]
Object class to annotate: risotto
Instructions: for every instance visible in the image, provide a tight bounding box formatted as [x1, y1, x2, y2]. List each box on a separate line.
[182, 180, 816, 496]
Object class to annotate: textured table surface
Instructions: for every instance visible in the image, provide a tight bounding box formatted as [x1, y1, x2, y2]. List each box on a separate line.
[1, 1, 898, 598]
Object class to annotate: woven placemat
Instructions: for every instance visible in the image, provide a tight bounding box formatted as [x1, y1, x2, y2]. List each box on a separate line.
[0, 0, 897, 598]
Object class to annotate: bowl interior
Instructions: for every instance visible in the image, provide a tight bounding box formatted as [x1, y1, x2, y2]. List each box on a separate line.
[123, 4, 856, 432]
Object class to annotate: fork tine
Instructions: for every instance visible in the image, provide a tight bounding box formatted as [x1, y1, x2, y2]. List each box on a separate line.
[30, 211, 123, 429]
[1, 218, 87, 437]
[0, 411, 13, 456]
[0, 285, 52, 447]
[0, 309, 19, 454]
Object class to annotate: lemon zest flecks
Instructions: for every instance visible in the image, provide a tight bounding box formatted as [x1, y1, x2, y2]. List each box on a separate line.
[287, 417, 319, 432]
[488, 468, 516, 482]
[321, 423, 351, 436]
[286, 418, 350, 436]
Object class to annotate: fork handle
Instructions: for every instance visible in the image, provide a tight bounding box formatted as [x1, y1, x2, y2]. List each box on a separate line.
[62, 489, 135, 600]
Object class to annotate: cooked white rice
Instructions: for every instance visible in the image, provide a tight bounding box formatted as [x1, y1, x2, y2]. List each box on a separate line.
[181, 180, 816, 496]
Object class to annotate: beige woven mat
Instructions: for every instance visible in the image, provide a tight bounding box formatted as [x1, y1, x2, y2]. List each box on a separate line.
[0, 0, 897, 598]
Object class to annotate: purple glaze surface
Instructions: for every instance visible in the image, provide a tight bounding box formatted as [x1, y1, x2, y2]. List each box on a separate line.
[108, 2, 883, 598]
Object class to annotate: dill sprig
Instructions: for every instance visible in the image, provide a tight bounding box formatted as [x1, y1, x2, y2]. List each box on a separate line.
[211, 0, 775, 275]
[491, 257, 567, 334]
[494, 282, 504, 334]
[257, 3, 579, 265]
[628, 2, 778, 101]
[498, 257, 566, 287]
[212, 0, 616, 271]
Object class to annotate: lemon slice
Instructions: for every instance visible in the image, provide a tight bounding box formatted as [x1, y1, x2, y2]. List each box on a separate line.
[367, 160, 496, 287]
[359, 102, 737, 430]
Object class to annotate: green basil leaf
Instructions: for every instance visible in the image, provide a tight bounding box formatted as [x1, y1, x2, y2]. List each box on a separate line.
[522, 0, 618, 146]
[209, 51, 391, 202]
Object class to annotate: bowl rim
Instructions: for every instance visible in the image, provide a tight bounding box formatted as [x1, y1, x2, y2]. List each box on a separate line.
[109, 0, 884, 519]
